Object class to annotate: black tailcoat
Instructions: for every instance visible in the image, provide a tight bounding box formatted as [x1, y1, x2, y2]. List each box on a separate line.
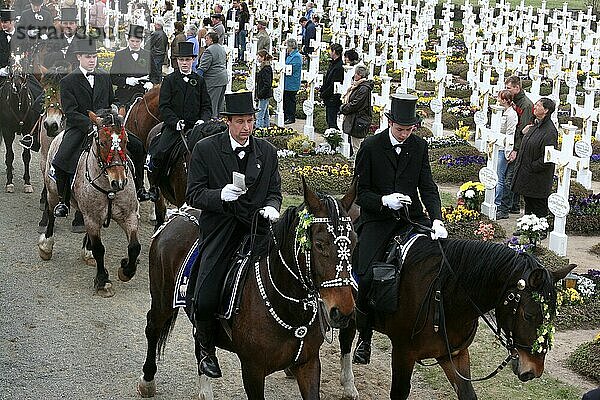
[52, 68, 115, 174]
[185, 131, 282, 319]
[353, 129, 442, 275]
[110, 47, 151, 106]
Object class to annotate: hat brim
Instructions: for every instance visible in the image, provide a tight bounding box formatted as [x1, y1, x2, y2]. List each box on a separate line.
[384, 112, 421, 126]
[220, 108, 260, 116]
[177, 54, 198, 58]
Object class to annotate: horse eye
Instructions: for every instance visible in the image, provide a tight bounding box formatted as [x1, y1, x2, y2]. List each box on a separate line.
[314, 240, 328, 256]
[523, 312, 535, 321]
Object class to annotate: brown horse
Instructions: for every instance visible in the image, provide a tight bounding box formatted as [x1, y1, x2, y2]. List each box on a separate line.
[39, 109, 141, 297]
[336, 237, 575, 400]
[137, 182, 357, 399]
[124, 84, 161, 147]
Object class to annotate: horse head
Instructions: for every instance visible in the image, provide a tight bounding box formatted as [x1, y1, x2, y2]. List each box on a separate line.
[89, 109, 129, 192]
[40, 65, 69, 137]
[301, 179, 357, 329]
[495, 261, 576, 382]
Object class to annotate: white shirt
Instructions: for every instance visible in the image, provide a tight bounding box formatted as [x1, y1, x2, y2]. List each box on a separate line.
[129, 47, 139, 61]
[388, 132, 406, 155]
[80, 66, 94, 88]
[5, 29, 15, 42]
[230, 136, 249, 159]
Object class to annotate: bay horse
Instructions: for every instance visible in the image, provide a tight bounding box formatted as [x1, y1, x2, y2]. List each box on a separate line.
[137, 182, 358, 399]
[336, 236, 575, 400]
[39, 109, 141, 298]
[0, 61, 40, 193]
[124, 84, 161, 147]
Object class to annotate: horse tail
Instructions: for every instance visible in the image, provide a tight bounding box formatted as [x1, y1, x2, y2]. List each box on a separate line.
[156, 308, 179, 361]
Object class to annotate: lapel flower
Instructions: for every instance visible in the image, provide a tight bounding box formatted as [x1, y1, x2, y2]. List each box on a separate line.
[189, 78, 197, 86]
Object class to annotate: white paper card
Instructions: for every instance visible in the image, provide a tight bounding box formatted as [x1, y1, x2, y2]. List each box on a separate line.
[233, 172, 246, 191]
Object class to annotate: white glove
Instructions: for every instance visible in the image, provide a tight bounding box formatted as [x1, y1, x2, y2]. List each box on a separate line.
[138, 75, 149, 81]
[194, 119, 204, 126]
[143, 81, 154, 91]
[259, 206, 280, 222]
[125, 77, 139, 86]
[381, 193, 412, 210]
[431, 219, 448, 240]
[0, 66, 8, 76]
[27, 29, 39, 37]
[40, 34, 48, 40]
[176, 120, 185, 131]
[220, 184, 245, 202]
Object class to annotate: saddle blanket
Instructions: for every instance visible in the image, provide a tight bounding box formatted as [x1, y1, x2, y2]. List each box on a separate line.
[173, 238, 200, 308]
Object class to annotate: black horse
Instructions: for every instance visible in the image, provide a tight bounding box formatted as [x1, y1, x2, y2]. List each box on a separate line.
[0, 63, 41, 193]
[337, 237, 574, 400]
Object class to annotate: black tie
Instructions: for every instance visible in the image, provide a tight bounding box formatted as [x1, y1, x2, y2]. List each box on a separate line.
[234, 146, 250, 157]
[86, 71, 95, 77]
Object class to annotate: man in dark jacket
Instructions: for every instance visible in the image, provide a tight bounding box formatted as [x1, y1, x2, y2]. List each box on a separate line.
[0, 8, 21, 70]
[16, 0, 52, 47]
[319, 43, 344, 129]
[146, 18, 168, 83]
[185, 91, 282, 379]
[299, 16, 315, 55]
[499, 75, 534, 217]
[352, 94, 447, 364]
[147, 41, 212, 177]
[43, 8, 82, 70]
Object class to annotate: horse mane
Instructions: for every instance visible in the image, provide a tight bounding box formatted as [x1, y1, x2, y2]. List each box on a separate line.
[407, 239, 555, 310]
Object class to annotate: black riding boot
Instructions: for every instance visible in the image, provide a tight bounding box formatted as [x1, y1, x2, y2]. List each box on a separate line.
[353, 307, 373, 364]
[53, 168, 72, 218]
[195, 320, 222, 378]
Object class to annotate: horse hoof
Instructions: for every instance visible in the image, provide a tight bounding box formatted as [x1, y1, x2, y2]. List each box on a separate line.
[118, 266, 133, 282]
[71, 224, 86, 234]
[137, 375, 156, 398]
[37, 224, 47, 234]
[81, 248, 96, 266]
[38, 234, 54, 261]
[23, 184, 33, 193]
[5, 184, 14, 193]
[95, 281, 114, 298]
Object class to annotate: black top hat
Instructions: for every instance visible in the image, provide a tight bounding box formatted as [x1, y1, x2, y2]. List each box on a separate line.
[0, 9, 16, 21]
[73, 37, 98, 54]
[385, 93, 421, 126]
[60, 7, 78, 21]
[177, 41, 197, 57]
[220, 92, 259, 116]
[127, 24, 144, 39]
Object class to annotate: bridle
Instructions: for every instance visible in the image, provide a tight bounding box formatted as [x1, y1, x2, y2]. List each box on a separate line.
[1, 64, 34, 135]
[257, 197, 355, 363]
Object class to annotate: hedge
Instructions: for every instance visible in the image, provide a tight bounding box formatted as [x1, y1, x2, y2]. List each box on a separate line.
[567, 341, 600, 382]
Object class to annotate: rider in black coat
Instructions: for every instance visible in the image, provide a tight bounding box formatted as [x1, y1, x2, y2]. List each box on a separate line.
[352, 94, 447, 365]
[185, 91, 282, 380]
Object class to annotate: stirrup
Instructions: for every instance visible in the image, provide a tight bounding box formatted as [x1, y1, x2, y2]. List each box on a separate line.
[19, 134, 34, 150]
[53, 202, 70, 218]
[199, 354, 222, 378]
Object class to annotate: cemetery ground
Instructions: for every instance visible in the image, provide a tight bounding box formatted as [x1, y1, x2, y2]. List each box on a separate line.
[1, 138, 599, 399]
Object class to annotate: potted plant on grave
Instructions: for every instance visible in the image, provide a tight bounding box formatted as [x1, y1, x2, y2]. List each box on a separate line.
[322, 128, 343, 153]
[287, 134, 315, 156]
[457, 181, 485, 211]
[514, 214, 550, 249]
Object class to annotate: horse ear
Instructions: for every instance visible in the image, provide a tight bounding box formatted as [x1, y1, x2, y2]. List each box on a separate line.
[302, 177, 321, 211]
[340, 175, 357, 212]
[550, 263, 577, 283]
[527, 268, 547, 290]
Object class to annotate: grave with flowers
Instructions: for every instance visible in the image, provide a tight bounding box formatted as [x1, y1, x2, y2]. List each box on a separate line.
[568, 329, 600, 383]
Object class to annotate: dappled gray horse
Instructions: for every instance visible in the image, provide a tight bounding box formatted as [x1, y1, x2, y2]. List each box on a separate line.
[39, 109, 140, 297]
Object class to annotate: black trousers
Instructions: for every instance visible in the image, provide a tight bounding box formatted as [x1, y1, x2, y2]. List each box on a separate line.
[283, 90, 297, 121]
[126, 133, 145, 190]
[325, 104, 340, 129]
[523, 196, 548, 218]
[148, 125, 180, 170]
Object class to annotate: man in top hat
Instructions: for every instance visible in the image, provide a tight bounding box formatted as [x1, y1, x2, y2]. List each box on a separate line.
[43, 7, 82, 70]
[110, 24, 151, 107]
[351, 93, 447, 365]
[146, 41, 212, 178]
[16, 0, 53, 44]
[0, 9, 21, 72]
[185, 90, 282, 379]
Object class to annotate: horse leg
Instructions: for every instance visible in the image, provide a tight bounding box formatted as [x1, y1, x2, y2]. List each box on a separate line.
[4, 133, 15, 192]
[38, 197, 50, 234]
[81, 233, 96, 266]
[437, 349, 477, 400]
[71, 210, 86, 233]
[240, 362, 267, 400]
[118, 220, 141, 282]
[290, 357, 321, 400]
[154, 193, 167, 231]
[38, 212, 56, 260]
[22, 147, 33, 192]
[197, 375, 215, 400]
[390, 346, 415, 400]
[339, 320, 359, 400]
[138, 306, 178, 398]
[87, 230, 114, 297]
[39, 184, 47, 211]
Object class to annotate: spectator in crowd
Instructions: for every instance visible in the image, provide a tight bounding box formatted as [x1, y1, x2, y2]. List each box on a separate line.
[511, 97, 558, 218]
[283, 38, 302, 124]
[170, 21, 185, 69]
[299, 16, 315, 55]
[255, 49, 273, 128]
[344, 49, 360, 66]
[43, 7, 81, 69]
[213, 3, 223, 13]
[255, 20, 270, 53]
[340, 64, 373, 156]
[198, 31, 228, 118]
[311, 14, 321, 27]
[236, 1, 249, 62]
[197, 17, 211, 56]
[319, 43, 344, 129]
[185, 23, 199, 72]
[304, 1, 315, 20]
[495, 89, 518, 219]
[88, 0, 106, 41]
[17, 0, 53, 50]
[147, 17, 168, 83]
[211, 13, 225, 44]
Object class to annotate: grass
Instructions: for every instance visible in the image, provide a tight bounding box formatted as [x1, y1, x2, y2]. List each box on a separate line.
[413, 328, 583, 399]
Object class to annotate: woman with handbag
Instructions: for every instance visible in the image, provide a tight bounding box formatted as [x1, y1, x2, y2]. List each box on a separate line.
[340, 64, 374, 156]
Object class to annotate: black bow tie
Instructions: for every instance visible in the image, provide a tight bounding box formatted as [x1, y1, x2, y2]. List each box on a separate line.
[131, 50, 139, 54]
[234, 146, 251, 156]
[393, 143, 406, 150]
[86, 71, 95, 77]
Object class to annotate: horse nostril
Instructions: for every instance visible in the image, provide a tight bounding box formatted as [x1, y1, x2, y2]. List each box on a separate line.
[50, 122, 58, 131]
[519, 371, 535, 382]
[111, 180, 120, 190]
[43, 121, 49, 130]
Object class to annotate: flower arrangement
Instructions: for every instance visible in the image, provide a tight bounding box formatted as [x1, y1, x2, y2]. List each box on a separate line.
[454, 122, 471, 141]
[557, 287, 584, 306]
[426, 135, 470, 149]
[474, 221, 495, 241]
[505, 236, 535, 254]
[287, 134, 314, 155]
[577, 276, 596, 298]
[439, 154, 486, 168]
[277, 149, 296, 158]
[457, 181, 485, 211]
[516, 214, 549, 246]
[314, 143, 336, 155]
[296, 208, 314, 251]
[568, 193, 600, 216]
[447, 105, 480, 118]
[255, 126, 298, 138]
[531, 293, 555, 354]
[291, 163, 352, 177]
[441, 205, 480, 223]
[322, 128, 343, 152]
